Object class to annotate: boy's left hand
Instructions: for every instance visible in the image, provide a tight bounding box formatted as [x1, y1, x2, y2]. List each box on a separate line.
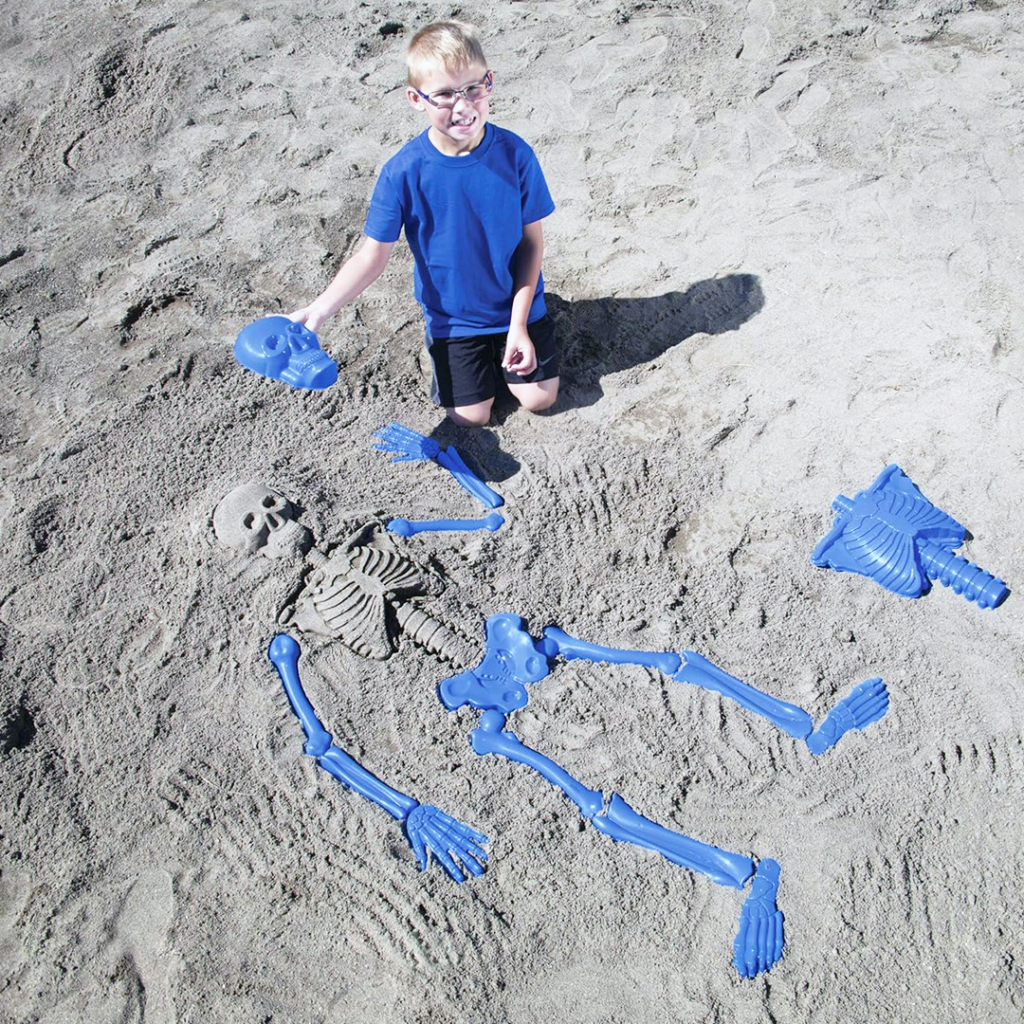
[502, 326, 537, 376]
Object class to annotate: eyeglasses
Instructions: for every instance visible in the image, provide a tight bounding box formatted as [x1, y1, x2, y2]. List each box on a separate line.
[415, 71, 493, 109]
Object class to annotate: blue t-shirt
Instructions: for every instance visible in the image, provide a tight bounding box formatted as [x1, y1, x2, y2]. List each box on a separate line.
[363, 124, 555, 338]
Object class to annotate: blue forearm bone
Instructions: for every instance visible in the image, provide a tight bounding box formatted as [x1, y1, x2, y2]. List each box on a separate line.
[373, 422, 504, 510]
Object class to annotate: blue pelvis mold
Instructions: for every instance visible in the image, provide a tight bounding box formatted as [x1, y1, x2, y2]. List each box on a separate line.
[812, 464, 1009, 609]
[234, 316, 338, 390]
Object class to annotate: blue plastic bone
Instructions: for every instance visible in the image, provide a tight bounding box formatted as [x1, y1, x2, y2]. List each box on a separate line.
[438, 614, 796, 975]
[812, 464, 1009, 609]
[733, 859, 785, 978]
[268, 634, 487, 882]
[387, 512, 505, 537]
[234, 316, 338, 390]
[374, 422, 504, 510]
[806, 677, 888, 755]
[540, 626, 888, 756]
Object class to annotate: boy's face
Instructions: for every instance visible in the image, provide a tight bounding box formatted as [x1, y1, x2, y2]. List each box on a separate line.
[406, 63, 492, 156]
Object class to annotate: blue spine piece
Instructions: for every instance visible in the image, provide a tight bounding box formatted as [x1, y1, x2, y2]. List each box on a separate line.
[812, 464, 1009, 608]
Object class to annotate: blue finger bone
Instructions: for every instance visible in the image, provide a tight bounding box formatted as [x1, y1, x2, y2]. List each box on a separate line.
[733, 859, 785, 978]
[373, 422, 504, 510]
[805, 677, 889, 756]
[438, 613, 552, 714]
[387, 512, 505, 537]
[373, 422, 442, 461]
[234, 316, 338, 390]
[812, 464, 1009, 609]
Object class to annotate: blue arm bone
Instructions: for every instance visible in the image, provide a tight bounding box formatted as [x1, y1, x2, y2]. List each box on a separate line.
[435, 447, 504, 509]
[373, 422, 504, 510]
[387, 512, 505, 537]
[268, 634, 488, 881]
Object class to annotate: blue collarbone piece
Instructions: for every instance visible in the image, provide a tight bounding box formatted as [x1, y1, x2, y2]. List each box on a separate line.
[234, 316, 338, 390]
[812, 464, 1009, 609]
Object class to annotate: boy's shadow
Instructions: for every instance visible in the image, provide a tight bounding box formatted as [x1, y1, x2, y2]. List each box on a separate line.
[545, 272, 764, 412]
[433, 273, 764, 481]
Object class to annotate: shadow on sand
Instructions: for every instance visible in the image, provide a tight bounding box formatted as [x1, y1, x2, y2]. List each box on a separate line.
[431, 273, 765, 481]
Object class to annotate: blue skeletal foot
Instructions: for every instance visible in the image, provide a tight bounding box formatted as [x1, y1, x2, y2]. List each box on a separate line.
[405, 805, 488, 883]
[806, 677, 888, 756]
[733, 859, 785, 978]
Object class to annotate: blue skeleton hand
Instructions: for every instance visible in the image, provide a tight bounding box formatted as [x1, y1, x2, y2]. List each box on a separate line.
[373, 422, 442, 462]
[405, 804, 489, 883]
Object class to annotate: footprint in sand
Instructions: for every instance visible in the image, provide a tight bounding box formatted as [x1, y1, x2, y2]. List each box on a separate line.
[737, 0, 775, 61]
[786, 82, 831, 126]
[114, 868, 182, 1024]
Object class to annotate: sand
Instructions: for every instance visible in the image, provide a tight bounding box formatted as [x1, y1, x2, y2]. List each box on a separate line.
[1, 0, 1022, 1020]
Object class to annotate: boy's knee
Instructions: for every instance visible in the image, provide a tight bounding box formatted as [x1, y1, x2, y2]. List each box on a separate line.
[514, 378, 559, 413]
[446, 399, 493, 427]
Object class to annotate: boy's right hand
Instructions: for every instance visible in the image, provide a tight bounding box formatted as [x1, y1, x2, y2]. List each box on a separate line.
[288, 303, 331, 334]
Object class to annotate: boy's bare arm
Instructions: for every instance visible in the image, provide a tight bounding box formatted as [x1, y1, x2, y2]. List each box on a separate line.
[290, 236, 396, 333]
[502, 220, 545, 375]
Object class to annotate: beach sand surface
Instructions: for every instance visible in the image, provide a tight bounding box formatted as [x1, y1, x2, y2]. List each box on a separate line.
[1, 1, 1022, 1021]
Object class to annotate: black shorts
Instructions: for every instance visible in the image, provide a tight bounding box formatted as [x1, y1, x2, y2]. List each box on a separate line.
[426, 313, 560, 408]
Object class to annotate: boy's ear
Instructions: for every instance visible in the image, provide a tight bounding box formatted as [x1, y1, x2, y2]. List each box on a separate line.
[406, 86, 425, 110]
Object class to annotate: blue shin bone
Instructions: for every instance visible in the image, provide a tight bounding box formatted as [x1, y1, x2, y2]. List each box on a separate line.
[387, 512, 505, 537]
[268, 634, 488, 882]
[373, 422, 504, 510]
[542, 626, 888, 754]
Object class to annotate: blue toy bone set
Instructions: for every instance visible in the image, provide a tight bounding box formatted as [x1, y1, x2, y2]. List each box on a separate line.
[235, 316, 1010, 978]
[270, 620, 887, 978]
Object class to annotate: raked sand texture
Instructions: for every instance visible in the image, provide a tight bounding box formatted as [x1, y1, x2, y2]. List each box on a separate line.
[2, 1, 1023, 1021]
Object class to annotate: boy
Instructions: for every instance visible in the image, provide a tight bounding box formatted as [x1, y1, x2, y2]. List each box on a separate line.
[289, 21, 559, 427]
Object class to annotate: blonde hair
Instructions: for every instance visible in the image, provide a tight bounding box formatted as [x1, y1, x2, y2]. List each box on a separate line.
[406, 21, 487, 87]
